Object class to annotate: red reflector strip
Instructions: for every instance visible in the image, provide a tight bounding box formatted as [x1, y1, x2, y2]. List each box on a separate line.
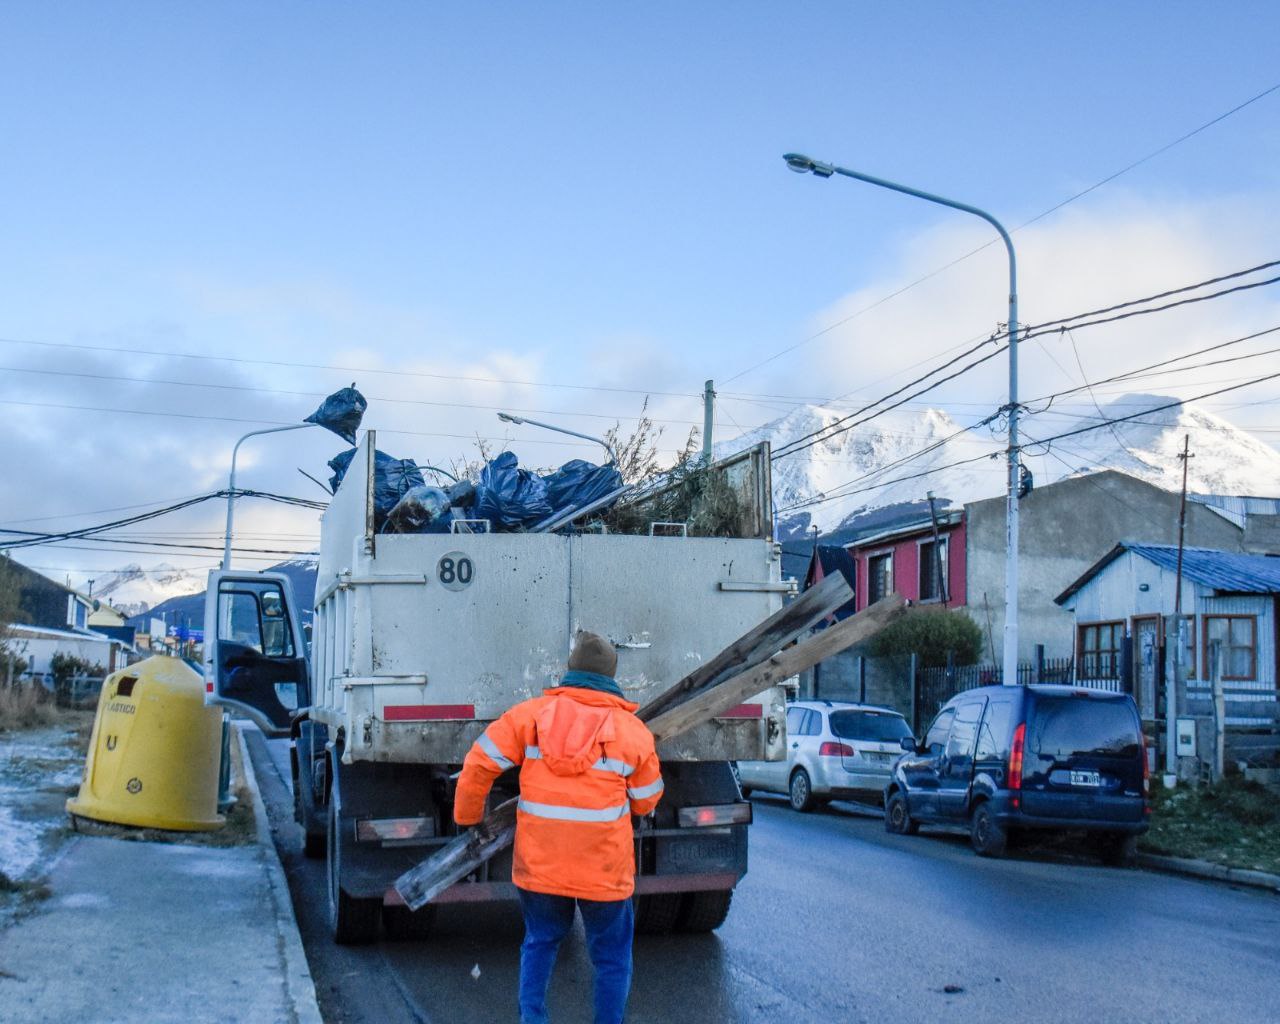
[715, 703, 763, 719]
[384, 704, 476, 722]
[678, 803, 754, 827]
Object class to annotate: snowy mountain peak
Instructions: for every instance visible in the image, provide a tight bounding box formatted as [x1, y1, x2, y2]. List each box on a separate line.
[718, 395, 1280, 539]
[89, 562, 205, 617]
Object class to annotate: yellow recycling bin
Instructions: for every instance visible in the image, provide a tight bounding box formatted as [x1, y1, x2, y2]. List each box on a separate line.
[68, 655, 225, 831]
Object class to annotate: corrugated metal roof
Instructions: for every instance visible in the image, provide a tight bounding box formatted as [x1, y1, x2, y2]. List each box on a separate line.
[1126, 544, 1280, 594]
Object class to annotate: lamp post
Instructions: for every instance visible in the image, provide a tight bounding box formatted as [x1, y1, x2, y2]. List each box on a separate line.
[783, 152, 1021, 685]
[496, 412, 618, 463]
[223, 423, 317, 570]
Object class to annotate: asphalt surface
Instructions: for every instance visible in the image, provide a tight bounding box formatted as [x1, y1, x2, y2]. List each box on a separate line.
[246, 731, 1280, 1024]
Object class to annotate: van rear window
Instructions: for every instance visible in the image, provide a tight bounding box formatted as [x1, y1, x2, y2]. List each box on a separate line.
[830, 710, 912, 743]
[1030, 697, 1141, 759]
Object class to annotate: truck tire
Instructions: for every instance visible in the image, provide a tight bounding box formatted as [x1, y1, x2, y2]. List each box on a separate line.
[294, 781, 326, 859]
[677, 890, 733, 933]
[382, 904, 437, 940]
[634, 894, 683, 935]
[328, 796, 381, 945]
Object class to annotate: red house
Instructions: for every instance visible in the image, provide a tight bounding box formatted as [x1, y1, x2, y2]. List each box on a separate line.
[847, 509, 966, 612]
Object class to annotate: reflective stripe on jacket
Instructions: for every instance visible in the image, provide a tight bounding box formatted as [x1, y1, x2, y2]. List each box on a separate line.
[454, 685, 663, 901]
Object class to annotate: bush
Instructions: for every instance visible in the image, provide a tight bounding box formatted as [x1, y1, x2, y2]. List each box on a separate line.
[867, 607, 984, 668]
[0, 684, 59, 731]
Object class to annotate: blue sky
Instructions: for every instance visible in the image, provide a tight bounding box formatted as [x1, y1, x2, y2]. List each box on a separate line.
[1, 2, 1277, 585]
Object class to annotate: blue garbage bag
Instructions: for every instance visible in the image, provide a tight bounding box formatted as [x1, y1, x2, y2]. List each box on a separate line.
[473, 452, 552, 530]
[327, 447, 425, 523]
[327, 448, 356, 492]
[542, 460, 623, 517]
[305, 385, 367, 445]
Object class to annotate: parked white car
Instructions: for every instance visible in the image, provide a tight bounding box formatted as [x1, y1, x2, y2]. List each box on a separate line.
[736, 700, 914, 811]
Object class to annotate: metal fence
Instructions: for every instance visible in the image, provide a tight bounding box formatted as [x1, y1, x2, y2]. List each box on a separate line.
[913, 656, 1083, 729]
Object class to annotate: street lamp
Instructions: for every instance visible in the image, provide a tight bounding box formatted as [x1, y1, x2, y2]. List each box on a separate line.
[496, 412, 618, 464]
[222, 423, 317, 570]
[783, 152, 1022, 686]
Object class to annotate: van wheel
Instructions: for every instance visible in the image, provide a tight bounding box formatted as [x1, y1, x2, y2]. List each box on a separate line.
[677, 890, 733, 933]
[789, 769, 816, 812]
[884, 792, 918, 835]
[328, 793, 381, 944]
[969, 803, 1007, 858]
[1095, 832, 1138, 868]
[634, 894, 683, 935]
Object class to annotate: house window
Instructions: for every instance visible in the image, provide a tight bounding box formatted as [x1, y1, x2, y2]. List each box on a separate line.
[1203, 615, 1257, 681]
[1078, 621, 1124, 679]
[867, 552, 893, 605]
[918, 537, 948, 602]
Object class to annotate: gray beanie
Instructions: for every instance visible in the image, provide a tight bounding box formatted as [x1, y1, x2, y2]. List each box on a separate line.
[568, 631, 618, 678]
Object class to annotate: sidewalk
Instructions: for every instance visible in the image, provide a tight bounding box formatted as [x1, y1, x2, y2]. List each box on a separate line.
[0, 727, 321, 1024]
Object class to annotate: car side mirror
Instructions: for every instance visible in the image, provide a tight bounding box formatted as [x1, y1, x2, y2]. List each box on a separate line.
[899, 736, 917, 753]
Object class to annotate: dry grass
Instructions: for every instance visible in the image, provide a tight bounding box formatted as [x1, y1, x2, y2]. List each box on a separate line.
[0, 685, 61, 732]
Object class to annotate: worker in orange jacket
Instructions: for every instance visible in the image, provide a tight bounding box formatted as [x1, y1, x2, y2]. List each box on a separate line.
[454, 631, 663, 1024]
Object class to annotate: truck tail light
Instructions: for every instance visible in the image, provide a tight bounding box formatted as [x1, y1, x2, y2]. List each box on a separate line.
[355, 817, 437, 843]
[819, 741, 854, 758]
[677, 803, 753, 828]
[1008, 722, 1026, 810]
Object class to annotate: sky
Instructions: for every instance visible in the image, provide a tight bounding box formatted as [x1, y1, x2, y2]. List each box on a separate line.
[0, 2, 1278, 591]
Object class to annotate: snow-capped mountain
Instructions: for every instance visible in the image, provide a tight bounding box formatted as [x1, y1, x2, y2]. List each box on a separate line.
[717, 393, 1280, 539]
[88, 563, 205, 617]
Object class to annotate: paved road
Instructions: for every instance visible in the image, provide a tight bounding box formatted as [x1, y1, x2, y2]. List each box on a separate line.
[247, 732, 1280, 1023]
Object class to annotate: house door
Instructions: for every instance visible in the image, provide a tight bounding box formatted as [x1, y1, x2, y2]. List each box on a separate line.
[1133, 616, 1161, 720]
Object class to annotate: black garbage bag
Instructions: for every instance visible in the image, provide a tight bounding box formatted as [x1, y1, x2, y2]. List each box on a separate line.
[473, 452, 552, 530]
[542, 460, 623, 518]
[327, 447, 425, 524]
[305, 385, 367, 445]
[384, 485, 453, 534]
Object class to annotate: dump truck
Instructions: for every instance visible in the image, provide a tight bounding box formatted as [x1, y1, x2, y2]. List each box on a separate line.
[203, 432, 789, 943]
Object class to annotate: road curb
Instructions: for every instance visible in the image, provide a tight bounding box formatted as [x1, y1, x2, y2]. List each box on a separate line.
[1138, 852, 1280, 894]
[236, 724, 325, 1024]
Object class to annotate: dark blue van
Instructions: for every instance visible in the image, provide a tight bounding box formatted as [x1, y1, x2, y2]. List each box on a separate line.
[884, 685, 1149, 863]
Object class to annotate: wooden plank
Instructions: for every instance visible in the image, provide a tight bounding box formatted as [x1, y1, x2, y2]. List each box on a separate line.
[644, 595, 906, 741]
[637, 571, 852, 722]
[394, 590, 900, 912]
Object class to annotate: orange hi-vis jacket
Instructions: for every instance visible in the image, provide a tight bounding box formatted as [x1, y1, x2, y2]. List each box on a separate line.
[453, 686, 664, 901]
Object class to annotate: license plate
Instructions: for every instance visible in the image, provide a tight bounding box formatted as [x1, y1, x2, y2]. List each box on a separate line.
[1070, 770, 1101, 787]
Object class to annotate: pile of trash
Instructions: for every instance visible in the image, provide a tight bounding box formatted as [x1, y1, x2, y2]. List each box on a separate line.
[307, 386, 626, 535]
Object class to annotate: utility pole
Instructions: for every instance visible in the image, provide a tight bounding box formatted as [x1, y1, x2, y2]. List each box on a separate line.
[1166, 434, 1194, 784]
[702, 380, 716, 462]
[925, 491, 949, 604]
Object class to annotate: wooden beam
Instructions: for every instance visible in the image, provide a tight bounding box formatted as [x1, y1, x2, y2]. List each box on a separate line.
[394, 590, 901, 912]
[644, 594, 906, 741]
[638, 571, 852, 722]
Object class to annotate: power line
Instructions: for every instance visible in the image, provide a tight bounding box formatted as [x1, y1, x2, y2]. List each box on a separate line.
[0, 397, 691, 453]
[725, 80, 1280, 384]
[770, 263, 1280, 462]
[0, 364, 711, 429]
[0, 335, 700, 401]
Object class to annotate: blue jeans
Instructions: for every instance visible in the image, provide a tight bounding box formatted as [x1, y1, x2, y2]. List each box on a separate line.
[517, 888, 634, 1024]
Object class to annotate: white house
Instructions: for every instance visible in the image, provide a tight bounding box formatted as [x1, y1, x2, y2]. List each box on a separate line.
[1056, 543, 1279, 720]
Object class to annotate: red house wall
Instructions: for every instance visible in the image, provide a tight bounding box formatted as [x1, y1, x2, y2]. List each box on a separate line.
[851, 520, 966, 611]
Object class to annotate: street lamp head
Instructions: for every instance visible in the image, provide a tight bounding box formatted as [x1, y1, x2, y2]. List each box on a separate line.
[497, 412, 525, 425]
[783, 153, 834, 178]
